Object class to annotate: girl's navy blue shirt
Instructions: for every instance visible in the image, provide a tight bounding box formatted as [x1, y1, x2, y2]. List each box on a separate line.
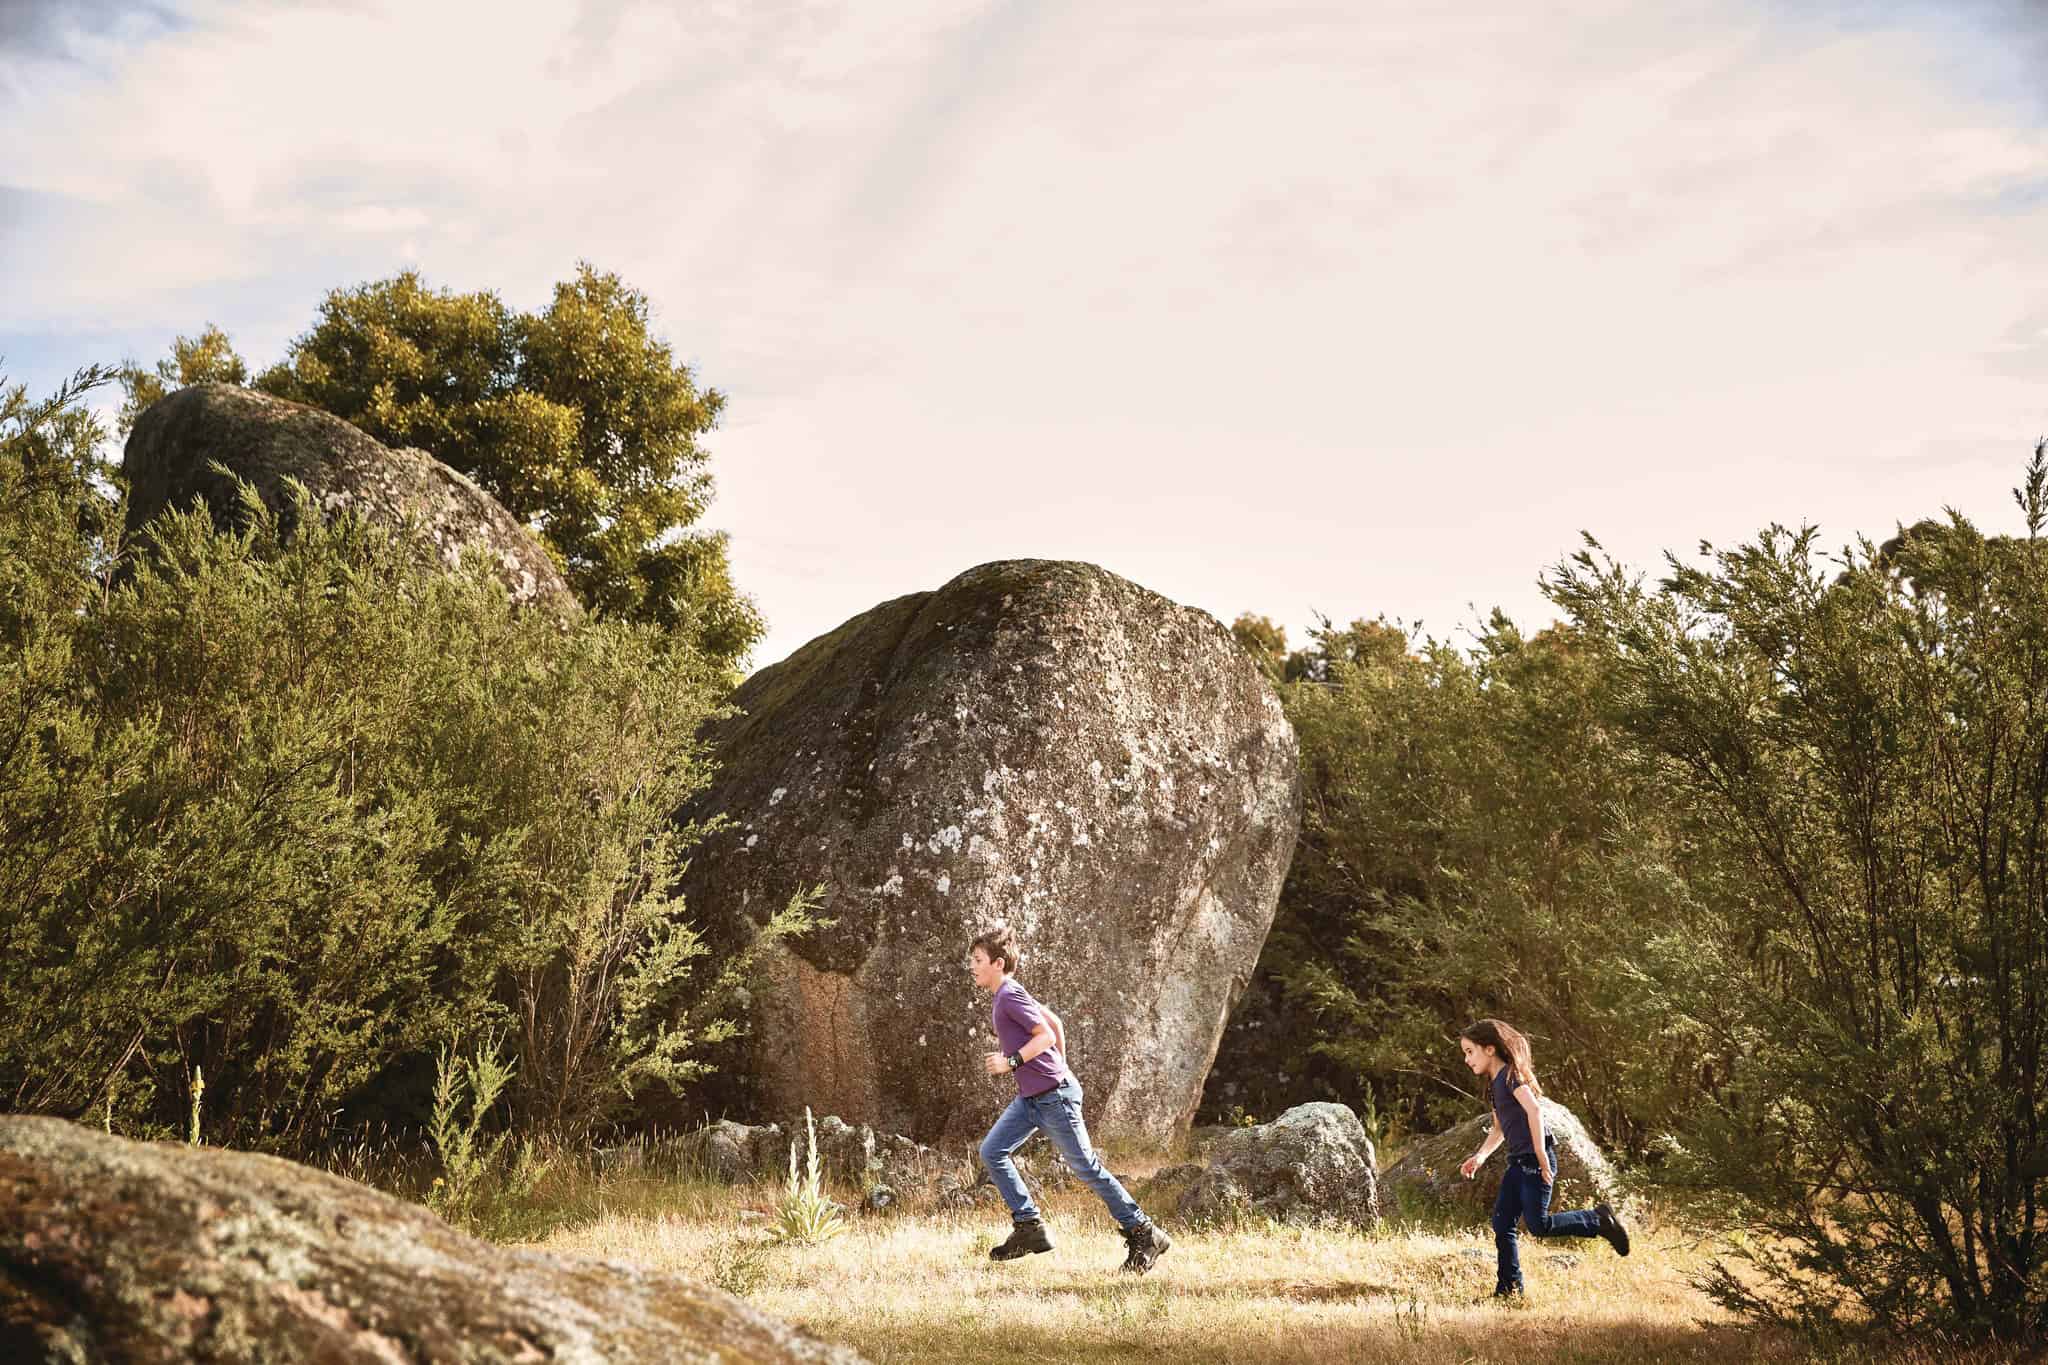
[1491, 1066, 1536, 1156]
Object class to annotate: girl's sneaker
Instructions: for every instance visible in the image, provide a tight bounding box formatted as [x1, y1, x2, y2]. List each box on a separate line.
[1595, 1204, 1631, 1257]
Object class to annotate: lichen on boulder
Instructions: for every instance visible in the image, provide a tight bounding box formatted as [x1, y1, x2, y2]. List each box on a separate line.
[677, 558, 1301, 1148]
[1176, 1102, 1380, 1229]
[122, 383, 578, 618]
[0, 1116, 863, 1364]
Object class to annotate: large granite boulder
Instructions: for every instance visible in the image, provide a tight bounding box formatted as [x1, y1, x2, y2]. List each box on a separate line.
[122, 383, 577, 617]
[1176, 1102, 1380, 1229]
[679, 559, 1301, 1147]
[1380, 1097, 1619, 1221]
[0, 1116, 862, 1364]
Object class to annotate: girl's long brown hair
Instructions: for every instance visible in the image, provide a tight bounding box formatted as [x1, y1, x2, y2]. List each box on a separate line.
[1460, 1019, 1542, 1097]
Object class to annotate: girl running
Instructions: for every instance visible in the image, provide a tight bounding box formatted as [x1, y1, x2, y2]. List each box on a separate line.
[1457, 1018, 1630, 1298]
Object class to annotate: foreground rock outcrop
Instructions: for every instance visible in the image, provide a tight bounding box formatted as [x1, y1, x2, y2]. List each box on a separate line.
[1176, 1102, 1380, 1229]
[1379, 1097, 1620, 1220]
[0, 1117, 863, 1364]
[678, 559, 1301, 1147]
[123, 383, 578, 617]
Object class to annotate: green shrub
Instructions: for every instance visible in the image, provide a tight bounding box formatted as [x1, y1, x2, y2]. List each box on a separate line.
[0, 366, 804, 1154]
[1224, 612, 1718, 1152]
[771, 1107, 844, 1246]
[424, 1038, 555, 1236]
[705, 1233, 771, 1298]
[1547, 444, 2048, 1341]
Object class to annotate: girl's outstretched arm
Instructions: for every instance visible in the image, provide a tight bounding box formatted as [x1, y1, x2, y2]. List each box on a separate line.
[1460, 1124, 1504, 1178]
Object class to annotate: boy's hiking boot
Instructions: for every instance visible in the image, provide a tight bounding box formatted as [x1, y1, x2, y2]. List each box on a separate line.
[990, 1218, 1053, 1261]
[1595, 1203, 1631, 1257]
[1120, 1220, 1172, 1274]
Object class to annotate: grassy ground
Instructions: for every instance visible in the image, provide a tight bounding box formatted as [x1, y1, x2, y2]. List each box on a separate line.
[509, 1156, 2027, 1365]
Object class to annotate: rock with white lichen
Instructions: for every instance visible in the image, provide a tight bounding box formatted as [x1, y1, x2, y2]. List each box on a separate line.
[121, 383, 578, 618]
[677, 559, 1302, 1148]
[1176, 1102, 1380, 1229]
[0, 1116, 865, 1364]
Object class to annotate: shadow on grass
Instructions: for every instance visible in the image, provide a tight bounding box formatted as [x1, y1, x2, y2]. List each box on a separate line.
[1034, 1277, 1406, 1305]
[825, 1313, 1807, 1365]
[818, 1311, 2033, 1365]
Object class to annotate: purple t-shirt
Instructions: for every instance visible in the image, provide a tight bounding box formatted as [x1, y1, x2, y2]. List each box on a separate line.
[993, 977, 1068, 1098]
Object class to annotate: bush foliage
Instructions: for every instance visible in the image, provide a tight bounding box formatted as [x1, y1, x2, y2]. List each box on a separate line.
[1548, 447, 2048, 1341]
[1225, 445, 2048, 1341]
[1216, 613, 1722, 1149]
[0, 366, 807, 1153]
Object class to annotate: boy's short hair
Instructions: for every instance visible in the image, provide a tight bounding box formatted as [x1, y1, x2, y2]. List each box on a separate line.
[971, 925, 1020, 974]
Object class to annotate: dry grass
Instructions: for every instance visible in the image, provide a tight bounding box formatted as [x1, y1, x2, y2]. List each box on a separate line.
[527, 1178, 2027, 1365]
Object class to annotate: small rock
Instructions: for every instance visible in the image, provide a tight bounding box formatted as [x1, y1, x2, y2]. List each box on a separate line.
[677, 1118, 785, 1183]
[1177, 1102, 1379, 1230]
[936, 1180, 999, 1212]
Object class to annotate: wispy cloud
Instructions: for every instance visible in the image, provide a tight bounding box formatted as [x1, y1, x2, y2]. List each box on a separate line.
[1, 0, 2043, 667]
[0, 0, 188, 66]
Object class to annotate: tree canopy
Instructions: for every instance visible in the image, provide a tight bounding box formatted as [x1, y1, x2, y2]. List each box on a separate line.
[2, 365, 810, 1150]
[117, 325, 248, 437]
[119, 266, 762, 669]
[1546, 453, 2048, 1340]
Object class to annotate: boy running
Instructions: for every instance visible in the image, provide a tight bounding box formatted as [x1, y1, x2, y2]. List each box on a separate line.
[968, 924, 1171, 1273]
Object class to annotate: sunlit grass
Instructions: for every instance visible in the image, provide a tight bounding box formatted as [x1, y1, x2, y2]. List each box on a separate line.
[524, 1166, 2028, 1365]
[316, 1129, 2028, 1364]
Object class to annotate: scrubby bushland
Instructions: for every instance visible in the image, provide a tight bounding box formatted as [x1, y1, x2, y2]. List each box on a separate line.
[1211, 613, 1727, 1152]
[1547, 445, 2048, 1342]
[0, 367, 807, 1153]
[1222, 447, 2048, 1342]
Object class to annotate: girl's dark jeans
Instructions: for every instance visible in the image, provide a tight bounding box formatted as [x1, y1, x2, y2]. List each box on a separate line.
[1492, 1137, 1602, 1292]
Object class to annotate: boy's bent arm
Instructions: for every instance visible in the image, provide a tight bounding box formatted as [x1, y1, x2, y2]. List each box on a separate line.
[1017, 1022, 1059, 1064]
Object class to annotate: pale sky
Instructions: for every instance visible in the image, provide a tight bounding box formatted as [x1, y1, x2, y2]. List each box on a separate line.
[3, 0, 2044, 671]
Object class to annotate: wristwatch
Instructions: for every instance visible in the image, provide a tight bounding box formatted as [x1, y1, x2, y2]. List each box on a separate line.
[1006, 1052, 1022, 1071]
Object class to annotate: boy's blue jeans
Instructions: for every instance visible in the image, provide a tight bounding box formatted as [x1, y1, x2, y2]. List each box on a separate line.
[1493, 1137, 1602, 1292]
[979, 1076, 1145, 1231]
